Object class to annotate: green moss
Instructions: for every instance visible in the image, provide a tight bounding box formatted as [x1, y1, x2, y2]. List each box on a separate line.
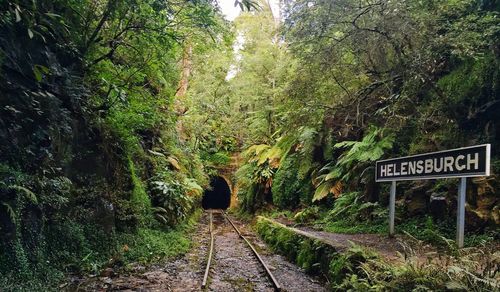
[255, 217, 489, 291]
[128, 158, 151, 209]
[296, 240, 316, 272]
[256, 217, 336, 278]
[128, 157, 152, 226]
[323, 218, 387, 234]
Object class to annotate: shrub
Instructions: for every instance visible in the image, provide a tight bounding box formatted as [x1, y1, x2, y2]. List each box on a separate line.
[272, 153, 315, 209]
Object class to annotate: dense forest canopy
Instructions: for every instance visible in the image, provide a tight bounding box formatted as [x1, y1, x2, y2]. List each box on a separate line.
[0, 0, 499, 290]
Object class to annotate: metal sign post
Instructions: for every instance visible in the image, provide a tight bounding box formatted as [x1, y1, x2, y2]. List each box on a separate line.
[389, 181, 396, 237]
[375, 144, 491, 248]
[457, 177, 466, 247]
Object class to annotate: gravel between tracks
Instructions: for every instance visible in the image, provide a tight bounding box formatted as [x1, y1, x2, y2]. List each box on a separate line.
[70, 211, 327, 291]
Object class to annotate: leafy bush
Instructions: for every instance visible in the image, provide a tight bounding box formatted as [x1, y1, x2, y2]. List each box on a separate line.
[272, 153, 315, 209]
[313, 126, 394, 202]
[293, 206, 320, 224]
[149, 171, 195, 227]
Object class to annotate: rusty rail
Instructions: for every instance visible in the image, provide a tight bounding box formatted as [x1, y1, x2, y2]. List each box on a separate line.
[202, 210, 281, 291]
[201, 211, 214, 289]
[222, 211, 282, 291]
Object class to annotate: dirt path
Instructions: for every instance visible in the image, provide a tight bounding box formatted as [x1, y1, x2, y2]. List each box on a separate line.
[70, 212, 326, 291]
[299, 227, 404, 261]
[266, 217, 441, 263]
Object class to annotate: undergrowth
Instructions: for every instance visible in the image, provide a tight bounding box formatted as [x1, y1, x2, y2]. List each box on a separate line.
[0, 209, 202, 291]
[295, 190, 497, 248]
[320, 214, 497, 248]
[256, 217, 500, 291]
[117, 209, 201, 264]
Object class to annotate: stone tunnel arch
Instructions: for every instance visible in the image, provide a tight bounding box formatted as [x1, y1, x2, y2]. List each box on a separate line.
[202, 176, 232, 210]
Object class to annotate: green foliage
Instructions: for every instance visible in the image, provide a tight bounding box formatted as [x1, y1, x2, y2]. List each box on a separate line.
[236, 142, 284, 213]
[118, 228, 191, 264]
[149, 171, 196, 226]
[0, 0, 222, 288]
[117, 209, 200, 264]
[398, 216, 496, 248]
[128, 158, 152, 226]
[325, 192, 384, 225]
[322, 219, 387, 235]
[202, 151, 231, 166]
[272, 153, 314, 208]
[293, 206, 320, 224]
[6, 185, 37, 204]
[329, 245, 379, 286]
[257, 217, 499, 291]
[1, 0, 500, 288]
[255, 218, 303, 262]
[313, 127, 394, 202]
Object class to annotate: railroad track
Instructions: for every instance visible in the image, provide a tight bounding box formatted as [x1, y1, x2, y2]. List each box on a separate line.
[201, 210, 281, 291]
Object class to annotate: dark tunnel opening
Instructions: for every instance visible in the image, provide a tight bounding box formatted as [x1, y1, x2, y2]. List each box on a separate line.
[202, 176, 231, 210]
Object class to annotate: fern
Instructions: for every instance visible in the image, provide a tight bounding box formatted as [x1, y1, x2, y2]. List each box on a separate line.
[183, 178, 203, 196]
[274, 134, 298, 163]
[2, 202, 16, 221]
[8, 185, 38, 204]
[328, 192, 361, 218]
[313, 126, 394, 202]
[243, 144, 271, 161]
[312, 182, 331, 202]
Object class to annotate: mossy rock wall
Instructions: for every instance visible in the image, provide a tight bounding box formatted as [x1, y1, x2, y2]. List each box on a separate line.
[255, 216, 341, 286]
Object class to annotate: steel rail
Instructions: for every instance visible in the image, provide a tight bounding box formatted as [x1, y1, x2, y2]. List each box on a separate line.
[201, 211, 214, 289]
[222, 211, 282, 291]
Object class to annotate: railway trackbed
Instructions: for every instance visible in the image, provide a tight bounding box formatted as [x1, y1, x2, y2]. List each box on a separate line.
[202, 210, 281, 291]
[71, 210, 326, 291]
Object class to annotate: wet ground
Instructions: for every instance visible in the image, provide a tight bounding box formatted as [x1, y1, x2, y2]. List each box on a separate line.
[70, 212, 326, 291]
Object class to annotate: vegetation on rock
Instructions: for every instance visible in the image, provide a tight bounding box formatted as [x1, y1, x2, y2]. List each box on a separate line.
[1, 0, 498, 289]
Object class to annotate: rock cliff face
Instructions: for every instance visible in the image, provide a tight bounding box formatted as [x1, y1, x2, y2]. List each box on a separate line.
[471, 175, 499, 226]
[401, 174, 499, 230]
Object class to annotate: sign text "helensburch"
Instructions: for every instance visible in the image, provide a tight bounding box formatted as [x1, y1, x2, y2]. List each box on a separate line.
[375, 144, 491, 182]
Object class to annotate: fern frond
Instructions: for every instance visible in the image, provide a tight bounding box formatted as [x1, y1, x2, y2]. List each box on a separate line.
[183, 178, 203, 196]
[2, 202, 16, 221]
[155, 213, 169, 225]
[325, 168, 342, 181]
[152, 206, 168, 214]
[8, 185, 37, 204]
[312, 181, 333, 202]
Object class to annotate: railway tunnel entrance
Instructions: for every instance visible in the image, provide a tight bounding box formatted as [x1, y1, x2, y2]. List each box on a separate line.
[202, 176, 231, 210]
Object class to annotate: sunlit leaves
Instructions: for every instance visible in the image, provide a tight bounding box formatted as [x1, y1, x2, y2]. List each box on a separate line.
[313, 126, 394, 202]
[32, 65, 50, 82]
[234, 0, 261, 11]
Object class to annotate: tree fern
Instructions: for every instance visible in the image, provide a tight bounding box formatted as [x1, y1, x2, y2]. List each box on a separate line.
[313, 126, 394, 202]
